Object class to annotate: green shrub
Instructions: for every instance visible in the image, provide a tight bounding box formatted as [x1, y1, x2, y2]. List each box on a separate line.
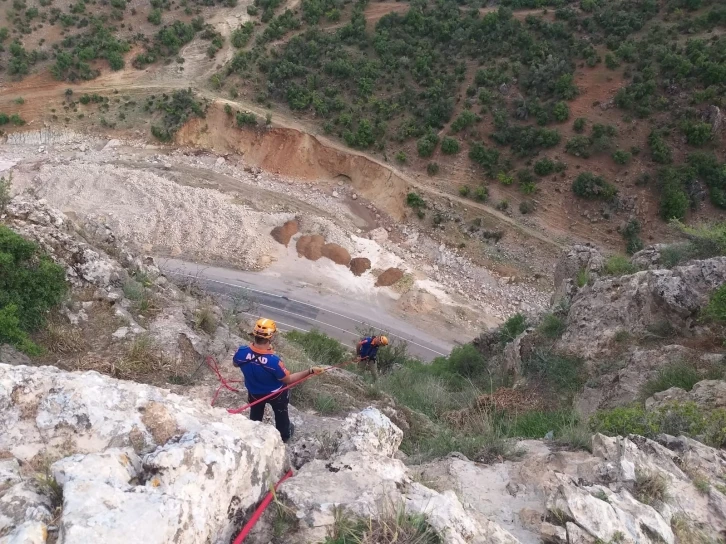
[605, 53, 620, 69]
[496, 410, 579, 440]
[682, 121, 712, 147]
[474, 186, 488, 202]
[427, 162, 439, 176]
[572, 172, 617, 200]
[566, 135, 592, 158]
[660, 180, 689, 221]
[450, 110, 477, 133]
[538, 314, 566, 339]
[519, 200, 535, 214]
[552, 101, 569, 122]
[523, 350, 585, 394]
[612, 150, 631, 165]
[148, 7, 162, 24]
[0, 226, 67, 354]
[446, 344, 487, 378]
[534, 158, 556, 176]
[590, 405, 652, 437]
[573, 117, 586, 133]
[395, 151, 407, 164]
[236, 110, 257, 126]
[285, 329, 349, 366]
[406, 192, 425, 209]
[649, 131, 673, 164]
[458, 185, 470, 197]
[703, 284, 726, 323]
[500, 313, 526, 345]
[640, 361, 702, 400]
[417, 131, 439, 158]
[604, 255, 638, 276]
[590, 402, 726, 447]
[0, 176, 10, 213]
[440, 137, 460, 155]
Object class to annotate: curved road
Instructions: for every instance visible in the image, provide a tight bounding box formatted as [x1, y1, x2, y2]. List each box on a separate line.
[158, 258, 455, 362]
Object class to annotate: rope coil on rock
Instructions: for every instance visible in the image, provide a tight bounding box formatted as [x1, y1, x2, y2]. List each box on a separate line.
[204, 356, 242, 406]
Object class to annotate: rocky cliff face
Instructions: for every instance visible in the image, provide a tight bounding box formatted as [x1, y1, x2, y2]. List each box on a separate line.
[1, 362, 286, 544]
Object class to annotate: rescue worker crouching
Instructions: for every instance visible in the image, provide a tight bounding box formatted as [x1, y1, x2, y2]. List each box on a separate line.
[356, 334, 389, 381]
[233, 318, 323, 443]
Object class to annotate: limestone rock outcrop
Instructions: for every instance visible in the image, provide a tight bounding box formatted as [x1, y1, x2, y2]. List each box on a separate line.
[0, 363, 286, 544]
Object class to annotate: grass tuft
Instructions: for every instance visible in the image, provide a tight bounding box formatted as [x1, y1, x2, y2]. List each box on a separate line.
[538, 314, 566, 339]
[323, 503, 442, 544]
[635, 470, 669, 505]
[639, 361, 701, 400]
[285, 329, 350, 366]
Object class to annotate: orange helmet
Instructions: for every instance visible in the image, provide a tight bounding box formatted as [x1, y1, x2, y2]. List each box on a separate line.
[253, 318, 277, 339]
[377, 335, 389, 346]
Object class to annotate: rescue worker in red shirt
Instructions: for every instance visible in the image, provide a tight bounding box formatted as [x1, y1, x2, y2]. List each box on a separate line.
[356, 334, 389, 381]
[233, 318, 323, 443]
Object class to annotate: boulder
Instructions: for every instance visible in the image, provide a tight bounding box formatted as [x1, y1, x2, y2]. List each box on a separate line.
[0, 363, 286, 544]
[336, 406, 403, 457]
[631, 244, 669, 270]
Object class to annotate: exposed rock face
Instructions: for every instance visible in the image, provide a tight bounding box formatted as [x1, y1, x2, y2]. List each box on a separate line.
[646, 379, 726, 411]
[558, 257, 726, 359]
[279, 407, 520, 544]
[631, 244, 669, 270]
[0, 363, 286, 544]
[552, 244, 604, 302]
[418, 434, 726, 544]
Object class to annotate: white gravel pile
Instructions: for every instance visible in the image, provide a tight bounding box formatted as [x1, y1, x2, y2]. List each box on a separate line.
[15, 161, 290, 269]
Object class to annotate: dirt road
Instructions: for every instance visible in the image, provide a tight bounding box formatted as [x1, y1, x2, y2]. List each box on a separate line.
[160, 258, 455, 361]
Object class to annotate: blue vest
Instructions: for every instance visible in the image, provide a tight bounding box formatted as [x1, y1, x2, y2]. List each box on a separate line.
[359, 337, 380, 359]
[233, 345, 289, 395]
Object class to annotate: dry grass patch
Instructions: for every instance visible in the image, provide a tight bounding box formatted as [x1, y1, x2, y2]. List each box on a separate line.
[41, 320, 87, 354]
[114, 335, 170, 380]
[634, 470, 669, 505]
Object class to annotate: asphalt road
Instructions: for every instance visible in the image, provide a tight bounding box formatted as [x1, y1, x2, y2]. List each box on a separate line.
[158, 258, 455, 362]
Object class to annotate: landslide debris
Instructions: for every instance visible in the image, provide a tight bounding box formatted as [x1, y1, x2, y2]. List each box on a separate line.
[271, 219, 299, 247]
[321, 243, 351, 266]
[375, 267, 404, 287]
[349, 257, 372, 276]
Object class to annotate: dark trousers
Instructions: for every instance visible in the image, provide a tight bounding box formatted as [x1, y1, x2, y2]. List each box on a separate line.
[248, 390, 291, 442]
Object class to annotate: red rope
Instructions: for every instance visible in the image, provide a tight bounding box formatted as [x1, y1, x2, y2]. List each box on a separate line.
[232, 469, 294, 544]
[227, 359, 357, 414]
[205, 356, 242, 406]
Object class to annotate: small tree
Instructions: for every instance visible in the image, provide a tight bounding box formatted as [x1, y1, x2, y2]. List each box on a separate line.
[552, 101, 569, 122]
[612, 150, 632, 165]
[572, 172, 617, 200]
[440, 137, 460, 155]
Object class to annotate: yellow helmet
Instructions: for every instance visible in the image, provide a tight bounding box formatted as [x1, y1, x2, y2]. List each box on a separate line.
[377, 335, 389, 346]
[253, 318, 277, 339]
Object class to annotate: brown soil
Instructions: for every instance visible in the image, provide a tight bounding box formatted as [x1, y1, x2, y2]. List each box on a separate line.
[349, 257, 372, 276]
[321, 243, 351, 266]
[271, 219, 299, 246]
[175, 105, 409, 221]
[375, 267, 404, 287]
[296, 234, 325, 261]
